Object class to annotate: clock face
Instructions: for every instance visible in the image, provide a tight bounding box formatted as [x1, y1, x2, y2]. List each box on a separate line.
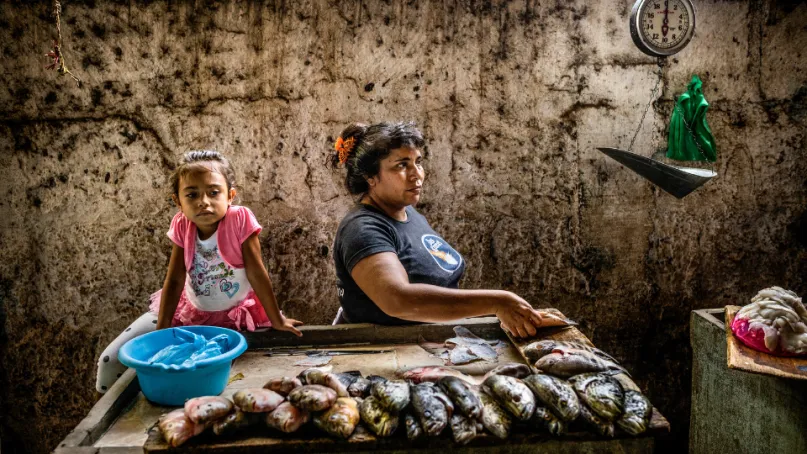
[640, 0, 690, 49]
[630, 0, 695, 57]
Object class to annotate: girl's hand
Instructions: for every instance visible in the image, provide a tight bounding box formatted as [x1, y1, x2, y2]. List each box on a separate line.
[495, 293, 543, 338]
[274, 317, 304, 337]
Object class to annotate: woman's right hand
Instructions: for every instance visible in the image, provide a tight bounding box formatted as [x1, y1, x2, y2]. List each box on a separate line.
[495, 292, 544, 338]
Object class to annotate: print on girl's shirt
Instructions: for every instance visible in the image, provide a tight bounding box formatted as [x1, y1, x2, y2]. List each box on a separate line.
[421, 234, 463, 273]
[184, 232, 251, 311]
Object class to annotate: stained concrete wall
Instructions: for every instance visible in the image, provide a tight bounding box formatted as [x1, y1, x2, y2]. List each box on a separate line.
[0, 1, 805, 452]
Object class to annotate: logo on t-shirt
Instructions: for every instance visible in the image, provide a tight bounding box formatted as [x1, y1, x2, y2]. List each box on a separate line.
[421, 234, 462, 273]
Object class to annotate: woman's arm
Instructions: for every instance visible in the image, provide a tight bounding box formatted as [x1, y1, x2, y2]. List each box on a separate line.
[351, 252, 543, 338]
[242, 233, 303, 337]
[156, 244, 187, 330]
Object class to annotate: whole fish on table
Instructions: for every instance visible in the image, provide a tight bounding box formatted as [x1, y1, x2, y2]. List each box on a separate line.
[359, 395, 399, 437]
[522, 374, 580, 422]
[437, 376, 482, 420]
[531, 406, 566, 435]
[314, 397, 360, 439]
[616, 390, 652, 435]
[298, 368, 350, 397]
[232, 389, 285, 413]
[410, 383, 451, 436]
[534, 349, 626, 378]
[263, 376, 303, 396]
[157, 408, 206, 448]
[578, 402, 615, 437]
[265, 401, 310, 433]
[569, 373, 624, 422]
[288, 385, 338, 412]
[213, 408, 260, 436]
[372, 379, 411, 412]
[482, 363, 532, 381]
[184, 396, 233, 425]
[449, 413, 478, 445]
[404, 413, 425, 441]
[478, 391, 512, 439]
[400, 366, 476, 384]
[348, 376, 372, 398]
[481, 374, 536, 421]
[523, 340, 618, 364]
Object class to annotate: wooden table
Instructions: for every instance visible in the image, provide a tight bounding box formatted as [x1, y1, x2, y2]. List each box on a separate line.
[56, 317, 669, 453]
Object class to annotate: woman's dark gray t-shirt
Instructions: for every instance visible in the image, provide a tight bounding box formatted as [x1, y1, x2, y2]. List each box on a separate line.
[334, 204, 466, 325]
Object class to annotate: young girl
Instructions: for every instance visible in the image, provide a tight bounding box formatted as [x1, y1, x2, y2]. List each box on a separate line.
[96, 151, 302, 393]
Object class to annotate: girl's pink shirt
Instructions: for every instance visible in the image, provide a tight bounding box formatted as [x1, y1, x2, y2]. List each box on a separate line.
[167, 205, 262, 270]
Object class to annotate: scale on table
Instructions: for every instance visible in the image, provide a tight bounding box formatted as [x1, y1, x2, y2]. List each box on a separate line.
[598, 0, 717, 199]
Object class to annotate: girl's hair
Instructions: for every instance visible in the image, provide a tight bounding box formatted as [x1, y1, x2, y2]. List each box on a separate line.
[330, 121, 425, 195]
[169, 150, 237, 196]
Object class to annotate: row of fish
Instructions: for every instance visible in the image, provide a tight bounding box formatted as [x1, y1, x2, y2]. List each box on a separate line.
[158, 356, 652, 446]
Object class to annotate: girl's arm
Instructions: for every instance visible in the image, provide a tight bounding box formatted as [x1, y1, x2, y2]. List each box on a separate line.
[351, 252, 544, 338]
[156, 244, 187, 330]
[242, 233, 303, 337]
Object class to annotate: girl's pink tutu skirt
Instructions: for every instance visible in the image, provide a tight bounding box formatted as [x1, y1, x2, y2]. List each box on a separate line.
[149, 289, 273, 332]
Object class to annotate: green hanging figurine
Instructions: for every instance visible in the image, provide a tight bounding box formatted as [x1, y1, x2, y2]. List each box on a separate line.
[667, 75, 717, 162]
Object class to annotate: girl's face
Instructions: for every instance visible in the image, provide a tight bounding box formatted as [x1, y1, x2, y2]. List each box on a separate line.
[367, 146, 425, 208]
[172, 168, 235, 233]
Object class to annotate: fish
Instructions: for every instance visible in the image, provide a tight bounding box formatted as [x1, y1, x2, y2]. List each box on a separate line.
[616, 390, 652, 435]
[265, 401, 310, 433]
[359, 395, 399, 437]
[157, 408, 206, 448]
[184, 396, 233, 425]
[335, 371, 362, 388]
[372, 379, 411, 412]
[569, 373, 624, 422]
[481, 363, 532, 381]
[400, 366, 475, 384]
[410, 383, 450, 436]
[578, 402, 615, 437]
[523, 340, 618, 364]
[536, 309, 578, 327]
[365, 375, 388, 386]
[449, 413, 477, 445]
[213, 409, 259, 436]
[534, 349, 626, 378]
[348, 376, 372, 398]
[298, 368, 350, 397]
[404, 413, 424, 441]
[481, 374, 536, 421]
[232, 388, 285, 413]
[478, 391, 512, 439]
[314, 397, 360, 439]
[287, 385, 338, 412]
[437, 376, 482, 420]
[445, 326, 499, 364]
[522, 374, 580, 422]
[531, 406, 566, 435]
[263, 376, 303, 396]
[348, 422, 374, 442]
[296, 365, 333, 382]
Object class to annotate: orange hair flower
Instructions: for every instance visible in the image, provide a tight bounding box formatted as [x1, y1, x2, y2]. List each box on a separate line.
[334, 136, 356, 164]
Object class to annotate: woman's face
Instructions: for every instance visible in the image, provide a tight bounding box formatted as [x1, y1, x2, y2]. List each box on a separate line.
[367, 146, 425, 208]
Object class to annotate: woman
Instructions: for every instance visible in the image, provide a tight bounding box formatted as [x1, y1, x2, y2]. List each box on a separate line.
[329, 122, 544, 338]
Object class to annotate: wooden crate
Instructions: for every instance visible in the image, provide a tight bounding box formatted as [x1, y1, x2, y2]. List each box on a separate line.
[56, 317, 668, 453]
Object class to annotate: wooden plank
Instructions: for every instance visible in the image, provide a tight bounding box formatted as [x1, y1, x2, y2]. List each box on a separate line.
[142, 423, 656, 453]
[725, 305, 807, 380]
[243, 317, 508, 348]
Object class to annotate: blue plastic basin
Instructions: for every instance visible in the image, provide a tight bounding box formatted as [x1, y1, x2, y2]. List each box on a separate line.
[118, 326, 247, 406]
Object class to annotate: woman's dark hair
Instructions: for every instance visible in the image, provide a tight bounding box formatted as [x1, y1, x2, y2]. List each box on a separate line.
[330, 121, 425, 195]
[169, 150, 237, 197]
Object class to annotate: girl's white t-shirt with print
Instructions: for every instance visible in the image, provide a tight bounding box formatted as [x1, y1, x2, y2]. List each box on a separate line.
[184, 231, 252, 311]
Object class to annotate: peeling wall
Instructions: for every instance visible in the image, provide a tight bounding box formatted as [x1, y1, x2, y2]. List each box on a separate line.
[1, 1, 806, 452]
